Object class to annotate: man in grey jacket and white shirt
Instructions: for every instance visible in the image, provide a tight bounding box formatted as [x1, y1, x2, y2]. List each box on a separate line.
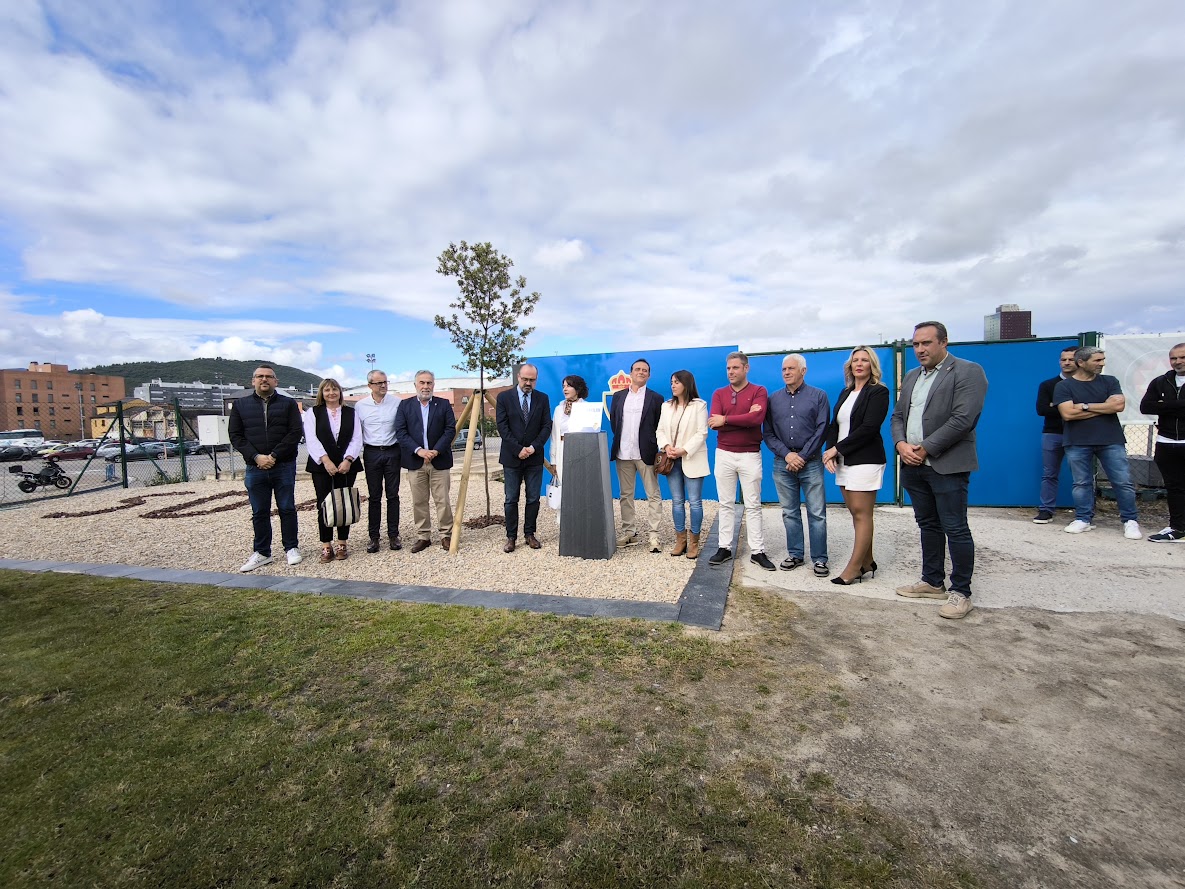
[890, 321, 989, 620]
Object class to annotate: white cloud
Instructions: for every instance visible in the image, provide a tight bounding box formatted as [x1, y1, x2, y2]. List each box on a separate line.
[1, 0, 1184, 380]
[533, 239, 585, 269]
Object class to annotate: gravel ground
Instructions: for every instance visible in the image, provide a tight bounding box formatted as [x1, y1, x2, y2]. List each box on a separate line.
[0, 474, 717, 603]
[734, 501, 1184, 621]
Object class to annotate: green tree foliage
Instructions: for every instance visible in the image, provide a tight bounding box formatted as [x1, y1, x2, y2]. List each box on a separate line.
[435, 241, 541, 518]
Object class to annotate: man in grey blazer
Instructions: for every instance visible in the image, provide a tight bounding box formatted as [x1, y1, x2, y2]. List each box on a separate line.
[890, 321, 988, 620]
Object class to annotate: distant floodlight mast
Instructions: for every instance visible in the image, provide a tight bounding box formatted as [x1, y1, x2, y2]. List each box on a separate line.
[365, 353, 376, 374]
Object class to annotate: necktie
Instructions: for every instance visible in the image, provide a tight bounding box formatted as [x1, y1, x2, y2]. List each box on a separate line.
[521, 394, 530, 423]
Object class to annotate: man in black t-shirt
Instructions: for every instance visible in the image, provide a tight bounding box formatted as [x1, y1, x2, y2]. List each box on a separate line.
[1054, 347, 1141, 539]
[1032, 347, 1077, 523]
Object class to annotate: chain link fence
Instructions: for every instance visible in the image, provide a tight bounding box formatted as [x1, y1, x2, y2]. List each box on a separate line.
[1, 400, 242, 508]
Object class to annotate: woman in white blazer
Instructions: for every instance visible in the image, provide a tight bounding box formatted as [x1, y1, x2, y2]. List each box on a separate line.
[657, 370, 710, 559]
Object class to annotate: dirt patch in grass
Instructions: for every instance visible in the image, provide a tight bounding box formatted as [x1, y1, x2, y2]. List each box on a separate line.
[722, 584, 1185, 889]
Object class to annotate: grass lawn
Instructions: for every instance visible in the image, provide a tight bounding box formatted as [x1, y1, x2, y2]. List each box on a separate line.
[0, 571, 980, 888]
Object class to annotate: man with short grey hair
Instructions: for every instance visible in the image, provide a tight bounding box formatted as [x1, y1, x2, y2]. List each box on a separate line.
[395, 370, 457, 552]
[356, 369, 403, 552]
[763, 354, 830, 575]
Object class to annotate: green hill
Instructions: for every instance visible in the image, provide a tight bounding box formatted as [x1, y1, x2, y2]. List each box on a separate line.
[75, 358, 323, 397]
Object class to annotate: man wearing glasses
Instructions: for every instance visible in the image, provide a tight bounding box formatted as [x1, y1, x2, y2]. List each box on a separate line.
[495, 364, 552, 552]
[356, 370, 404, 553]
[228, 364, 304, 571]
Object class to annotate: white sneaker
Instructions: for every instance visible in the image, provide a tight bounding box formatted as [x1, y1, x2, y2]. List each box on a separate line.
[286, 548, 303, 566]
[1064, 520, 1095, 534]
[239, 552, 273, 572]
[1123, 520, 1142, 540]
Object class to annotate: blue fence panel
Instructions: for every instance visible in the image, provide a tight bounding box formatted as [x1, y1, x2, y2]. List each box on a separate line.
[901, 337, 1079, 507]
[747, 347, 899, 505]
[530, 345, 737, 500]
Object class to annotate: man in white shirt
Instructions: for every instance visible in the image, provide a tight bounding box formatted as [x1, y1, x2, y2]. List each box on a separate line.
[608, 358, 665, 552]
[355, 369, 403, 553]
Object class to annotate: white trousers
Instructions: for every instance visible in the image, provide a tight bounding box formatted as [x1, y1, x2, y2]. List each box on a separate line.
[715, 450, 764, 552]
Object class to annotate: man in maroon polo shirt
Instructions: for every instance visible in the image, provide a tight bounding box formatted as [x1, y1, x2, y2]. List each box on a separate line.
[707, 351, 775, 571]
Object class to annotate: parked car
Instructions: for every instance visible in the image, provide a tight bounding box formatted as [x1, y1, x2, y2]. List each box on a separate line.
[95, 443, 124, 459]
[105, 443, 164, 463]
[50, 444, 97, 460]
[34, 441, 68, 455]
[0, 445, 36, 462]
[164, 440, 212, 456]
[452, 429, 483, 451]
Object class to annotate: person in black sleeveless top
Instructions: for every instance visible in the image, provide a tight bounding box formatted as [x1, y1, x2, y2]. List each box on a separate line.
[303, 378, 363, 562]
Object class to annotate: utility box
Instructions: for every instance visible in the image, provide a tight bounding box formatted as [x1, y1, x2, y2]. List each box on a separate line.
[197, 415, 231, 447]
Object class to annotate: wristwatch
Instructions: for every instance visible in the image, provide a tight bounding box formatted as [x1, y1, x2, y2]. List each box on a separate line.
[1079, 403, 1089, 412]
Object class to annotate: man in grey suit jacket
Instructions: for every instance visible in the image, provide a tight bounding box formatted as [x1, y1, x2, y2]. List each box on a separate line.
[890, 321, 988, 620]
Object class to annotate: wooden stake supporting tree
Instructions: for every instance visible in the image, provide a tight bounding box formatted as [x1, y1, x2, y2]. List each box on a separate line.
[435, 241, 540, 551]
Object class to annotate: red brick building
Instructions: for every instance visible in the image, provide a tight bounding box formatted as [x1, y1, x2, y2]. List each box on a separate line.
[0, 361, 125, 440]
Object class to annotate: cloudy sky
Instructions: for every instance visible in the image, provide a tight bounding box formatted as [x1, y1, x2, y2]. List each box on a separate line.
[1, 0, 1183, 387]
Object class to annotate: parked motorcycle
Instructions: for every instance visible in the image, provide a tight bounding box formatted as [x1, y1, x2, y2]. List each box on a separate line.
[9, 458, 72, 493]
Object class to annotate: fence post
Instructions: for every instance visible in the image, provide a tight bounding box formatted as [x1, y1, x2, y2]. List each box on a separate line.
[175, 398, 188, 482]
[893, 340, 906, 507]
[115, 401, 129, 489]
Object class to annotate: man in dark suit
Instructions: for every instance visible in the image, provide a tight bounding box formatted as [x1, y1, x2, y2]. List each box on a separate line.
[609, 358, 666, 552]
[496, 363, 552, 552]
[395, 370, 457, 553]
[890, 321, 989, 621]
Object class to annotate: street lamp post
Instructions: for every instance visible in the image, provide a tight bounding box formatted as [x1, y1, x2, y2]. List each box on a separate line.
[75, 382, 84, 439]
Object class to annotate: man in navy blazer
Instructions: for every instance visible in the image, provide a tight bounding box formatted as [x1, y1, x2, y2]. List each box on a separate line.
[890, 321, 988, 621]
[496, 363, 552, 552]
[609, 358, 666, 552]
[395, 370, 457, 553]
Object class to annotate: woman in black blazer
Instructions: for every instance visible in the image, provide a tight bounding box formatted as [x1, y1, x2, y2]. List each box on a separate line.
[822, 347, 890, 584]
[303, 378, 363, 562]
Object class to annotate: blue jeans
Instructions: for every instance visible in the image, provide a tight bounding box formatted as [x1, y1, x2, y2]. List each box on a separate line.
[503, 464, 543, 539]
[772, 457, 828, 562]
[1065, 444, 1138, 523]
[901, 464, 974, 596]
[1039, 432, 1065, 511]
[244, 460, 298, 557]
[667, 460, 704, 534]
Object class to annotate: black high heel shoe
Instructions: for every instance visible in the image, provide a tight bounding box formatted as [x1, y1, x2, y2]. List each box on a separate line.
[860, 560, 878, 579]
[831, 574, 863, 586]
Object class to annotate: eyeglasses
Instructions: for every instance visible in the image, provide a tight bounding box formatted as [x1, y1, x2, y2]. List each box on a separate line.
[253, 374, 276, 380]
[369, 381, 388, 386]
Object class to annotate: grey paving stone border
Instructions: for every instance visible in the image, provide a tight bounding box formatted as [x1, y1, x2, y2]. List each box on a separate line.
[0, 518, 729, 629]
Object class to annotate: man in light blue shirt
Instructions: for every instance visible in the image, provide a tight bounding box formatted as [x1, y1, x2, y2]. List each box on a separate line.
[763, 354, 830, 575]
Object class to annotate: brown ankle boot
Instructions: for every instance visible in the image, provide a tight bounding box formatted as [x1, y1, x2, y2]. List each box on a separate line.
[670, 531, 687, 556]
[686, 532, 701, 559]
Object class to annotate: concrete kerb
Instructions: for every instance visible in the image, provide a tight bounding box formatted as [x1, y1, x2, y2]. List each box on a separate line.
[0, 518, 734, 628]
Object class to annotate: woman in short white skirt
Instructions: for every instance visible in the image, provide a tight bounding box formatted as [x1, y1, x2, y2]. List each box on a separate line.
[822, 347, 890, 584]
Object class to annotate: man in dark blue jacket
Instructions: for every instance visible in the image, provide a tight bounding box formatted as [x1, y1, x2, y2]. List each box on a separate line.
[228, 364, 304, 571]
[395, 370, 457, 552]
[496, 364, 552, 552]
[609, 358, 665, 552]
